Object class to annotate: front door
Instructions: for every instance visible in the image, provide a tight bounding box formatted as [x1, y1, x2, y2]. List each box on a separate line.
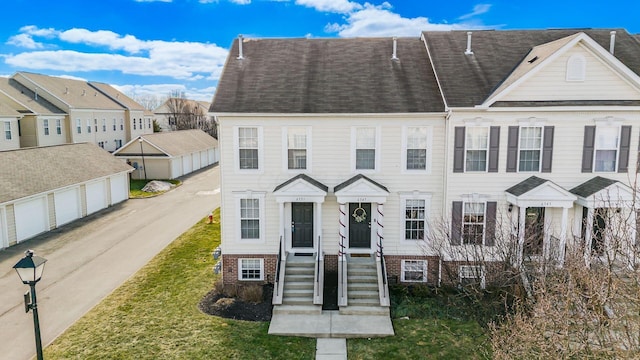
[292, 202, 313, 248]
[524, 207, 544, 257]
[349, 203, 371, 248]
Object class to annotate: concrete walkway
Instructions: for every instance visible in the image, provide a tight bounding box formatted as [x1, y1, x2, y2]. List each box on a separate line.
[269, 310, 394, 338]
[316, 338, 347, 360]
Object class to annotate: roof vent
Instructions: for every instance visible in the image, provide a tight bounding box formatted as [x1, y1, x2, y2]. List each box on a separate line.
[64, 87, 69, 94]
[237, 34, 244, 60]
[82, 89, 86, 96]
[609, 30, 616, 54]
[465, 32, 474, 55]
[34, 87, 38, 100]
[527, 56, 539, 64]
[391, 37, 399, 60]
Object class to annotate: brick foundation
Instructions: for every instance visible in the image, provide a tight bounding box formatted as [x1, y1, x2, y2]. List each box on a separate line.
[221, 254, 277, 285]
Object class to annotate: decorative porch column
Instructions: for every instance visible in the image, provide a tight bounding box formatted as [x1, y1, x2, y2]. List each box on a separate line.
[584, 207, 594, 266]
[315, 201, 323, 255]
[516, 206, 526, 267]
[279, 201, 285, 250]
[376, 204, 384, 258]
[558, 207, 568, 267]
[338, 203, 347, 260]
[543, 210, 552, 262]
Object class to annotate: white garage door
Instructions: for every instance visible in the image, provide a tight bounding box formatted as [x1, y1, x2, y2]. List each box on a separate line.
[15, 197, 48, 242]
[171, 159, 182, 179]
[86, 180, 107, 215]
[192, 152, 201, 171]
[182, 155, 192, 174]
[0, 207, 7, 249]
[54, 187, 81, 227]
[208, 149, 215, 164]
[109, 174, 128, 205]
[200, 151, 208, 167]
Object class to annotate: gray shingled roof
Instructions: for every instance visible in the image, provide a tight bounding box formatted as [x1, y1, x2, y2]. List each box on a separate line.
[0, 78, 65, 115]
[505, 176, 548, 196]
[423, 29, 640, 107]
[334, 174, 389, 193]
[0, 143, 133, 204]
[89, 82, 146, 111]
[570, 176, 618, 197]
[115, 129, 217, 158]
[274, 174, 328, 192]
[210, 37, 445, 113]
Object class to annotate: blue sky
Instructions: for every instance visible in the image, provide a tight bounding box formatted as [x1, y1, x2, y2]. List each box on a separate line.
[1, 0, 639, 103]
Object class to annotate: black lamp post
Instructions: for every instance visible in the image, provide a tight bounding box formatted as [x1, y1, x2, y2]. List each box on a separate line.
[13, 250, 47, 360]
[138, 137, 147, 180]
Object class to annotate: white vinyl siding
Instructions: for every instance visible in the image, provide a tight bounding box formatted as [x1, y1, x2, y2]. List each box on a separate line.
[238, 258, 264, 281]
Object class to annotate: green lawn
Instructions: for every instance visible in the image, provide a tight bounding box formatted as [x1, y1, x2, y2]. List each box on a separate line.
[44, 208, 490, 359]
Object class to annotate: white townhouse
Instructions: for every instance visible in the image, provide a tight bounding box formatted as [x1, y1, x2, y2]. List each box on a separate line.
[423, 29, 640, 279]
[211, 36, 446, 314]
[210, 28, 640, 314]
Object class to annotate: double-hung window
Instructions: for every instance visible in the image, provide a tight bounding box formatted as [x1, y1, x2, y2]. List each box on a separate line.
[76, 119, 81, 134]
[56, 119, 62, 135]
[582, 124, 630, 173]
[519, 126, 542, 171]
[462, 202, 485, 245]
[404, 126, 429, 171]
[238, 258, 264, 281]
[401, 260, 427, 283]
[113, 119, 117, 131]
[240, 198, 260, 240]
[87, 119, 91, 133]
[102, 119, 106, 132]
[43, 119, 49, 135]
[4, 122, 11, 140]
[120, 119, 124, 131]
[238, 127, 259, 170]
[465, 127, 489, 171]
[594, 126, 619, 172]
[354, 127, 377, 170]
[287, 127, 307, 170]
[405, 199, 426, 240]
[94, 119, 98, 132]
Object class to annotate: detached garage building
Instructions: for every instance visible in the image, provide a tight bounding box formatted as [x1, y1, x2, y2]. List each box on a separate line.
[0, 143, 133, 250]
[113, 129, 218, 180]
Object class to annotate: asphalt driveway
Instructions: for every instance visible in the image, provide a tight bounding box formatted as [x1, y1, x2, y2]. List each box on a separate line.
[0, 165, 220, 360]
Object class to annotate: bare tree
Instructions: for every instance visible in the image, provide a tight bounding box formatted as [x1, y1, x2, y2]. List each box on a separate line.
[164, 97, 217, 138]
[129, 94, 165, 111]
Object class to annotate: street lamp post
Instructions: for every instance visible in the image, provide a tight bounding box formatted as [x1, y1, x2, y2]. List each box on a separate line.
[138, 137, 147, 180]
[13, 250, 47, 360]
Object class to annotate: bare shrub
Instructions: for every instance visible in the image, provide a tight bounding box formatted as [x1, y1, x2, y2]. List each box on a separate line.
[238, 284, 263, 303]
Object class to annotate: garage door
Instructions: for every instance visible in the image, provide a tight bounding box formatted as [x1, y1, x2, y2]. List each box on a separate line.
[171, 159, 182, 179]
[182, 155, 192, 175]
[208, 149, 215, 164]
[86, 180, 107, 215]
[15, 197, 48, 242]
[0, 207, 7, 249]
[109, 174, 128, 205]
[54, 187, 81, 227]
[192, 152, 201, 171]
[200, 151, 208, 167]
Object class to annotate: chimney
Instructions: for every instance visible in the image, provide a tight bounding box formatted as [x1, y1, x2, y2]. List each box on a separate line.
[609, 30, 616, 54]
[391, 37, 398, 60]
[465, 32, 474, 55]
[237, 34, 244, 60]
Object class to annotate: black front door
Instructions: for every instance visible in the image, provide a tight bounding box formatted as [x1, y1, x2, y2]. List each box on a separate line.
[349, 203, 371, 248]
[292, 202, 313, 248]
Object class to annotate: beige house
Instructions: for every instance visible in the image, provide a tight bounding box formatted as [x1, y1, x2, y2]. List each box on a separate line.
[0, 143, 133, 250]
[113, 129, 218, 180]
[0, 99, 21, 151]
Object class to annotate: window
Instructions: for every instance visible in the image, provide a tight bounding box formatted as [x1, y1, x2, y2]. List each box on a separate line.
[594, 126, 619, 172]
[133, 118, 137, 130]
[43, 119, 49, 135]
[148, 119, 151, 129]
[87, 119, 91, 133]
[98, 141, 105, 149]
[94, 119, 98, 132]
[519, 126, 542, 171]
[405, 199, 426, 240]
[240, 198, 260, 239]
[102, 119, 106, 132]
[120, 119, 124, 130]
[113, 119, 117, 131]
[401, 260, 427, 282]
[462, 202, 485, 245]
[287, 127, 307, 170]
[139, 119, 142, 130]
[56, 119, 62, 135]
[465, 127, 488, 171]
[354, 127, 377, 170]
[4, 122, 11, 140]
[238, 258, 263, 281]
[76, 119, 81, 134]
[238, 127, 259, 170]
[459, 265, 485, 289]
[115, 139, 122, 149]
[404, 126, 429, 171]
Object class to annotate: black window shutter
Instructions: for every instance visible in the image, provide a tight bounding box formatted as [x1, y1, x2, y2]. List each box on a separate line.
[488, 126, 500, 172]
[581, 126, 596, 173]
[451, 201, 462, 245]
[485, 202, 497, 246]
[541, 126, 554, 173]
[618, 125, 631, 173]
[506, 126, 519, 172]
[453, 127, 465, 173]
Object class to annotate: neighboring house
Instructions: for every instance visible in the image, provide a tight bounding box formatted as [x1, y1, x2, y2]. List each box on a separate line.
[0, 77, 67, 148]
[0, 143, 133, 250]
[8, 72, 152, 152]
[424, 29, 640, 273]
[113, 129, 218, 180]
[153, 98, 212, 133]
[211, 28, 640, 311]
[0, 99, 21, 151]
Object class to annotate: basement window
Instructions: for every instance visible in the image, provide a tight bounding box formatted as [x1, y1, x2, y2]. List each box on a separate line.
[459, 265, 485, 289]
[401, 260, 427, 283]
[238, 258, 264, 281]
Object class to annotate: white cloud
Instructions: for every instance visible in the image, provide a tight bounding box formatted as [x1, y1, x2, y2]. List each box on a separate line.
[458, 4, 491, 20]
[6, 34, 44, 49]
[4, 26, 229, 81]
[325, 2, 491, 37]
[295, 0, 361, 13]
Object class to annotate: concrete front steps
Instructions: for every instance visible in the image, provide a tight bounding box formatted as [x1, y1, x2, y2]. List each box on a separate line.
[340, 255, 389, 316]
[274, 254, 321, 315]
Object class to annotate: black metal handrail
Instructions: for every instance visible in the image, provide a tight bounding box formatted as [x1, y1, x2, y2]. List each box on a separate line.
[275, 235, 283, 297]
[315, 235, 321, 291]
[378, 239, 387, 298]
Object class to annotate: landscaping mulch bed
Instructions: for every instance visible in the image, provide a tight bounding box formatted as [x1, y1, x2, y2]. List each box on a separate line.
[198, 284, 274, 322]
